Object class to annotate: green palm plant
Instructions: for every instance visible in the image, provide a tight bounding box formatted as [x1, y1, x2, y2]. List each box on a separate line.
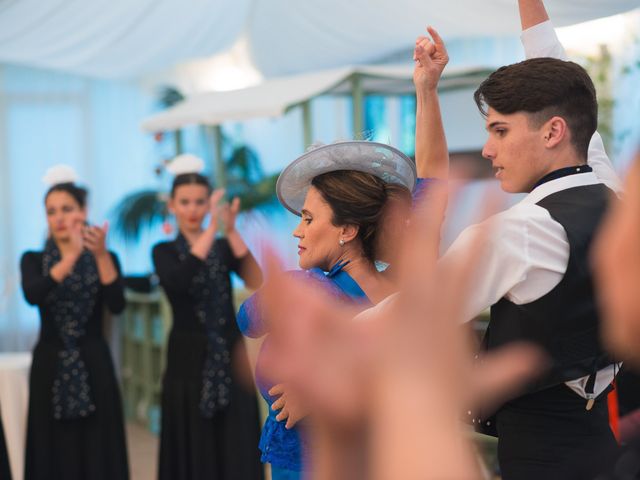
[224, 145, 280, 210]
[111, 190, 169, 242]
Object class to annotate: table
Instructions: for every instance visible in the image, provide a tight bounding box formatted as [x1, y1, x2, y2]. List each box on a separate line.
[0, 352, 31, 480]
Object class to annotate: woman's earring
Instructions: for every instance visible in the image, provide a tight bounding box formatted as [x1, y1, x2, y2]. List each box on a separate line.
[339, 239, 345, 247]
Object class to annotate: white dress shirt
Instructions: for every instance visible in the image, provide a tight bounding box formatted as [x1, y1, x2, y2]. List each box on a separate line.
[438, 20, 623, 399]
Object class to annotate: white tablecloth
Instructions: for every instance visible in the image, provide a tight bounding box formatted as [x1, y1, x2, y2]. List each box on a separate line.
[0, 352, 31, 480]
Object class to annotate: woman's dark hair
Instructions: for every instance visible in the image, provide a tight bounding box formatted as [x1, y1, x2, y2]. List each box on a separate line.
[44, 183, 88, 208]
[474, 57, 597, 161]
[170, 173, 211, 197]
[310, 170, 411, 262]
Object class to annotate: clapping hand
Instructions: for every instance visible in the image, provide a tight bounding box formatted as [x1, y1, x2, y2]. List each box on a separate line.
[83, 222, 109, 257]
[207, 189, 226, 231]
[66, 219, 85, 259]
[220, 197, 241, 235]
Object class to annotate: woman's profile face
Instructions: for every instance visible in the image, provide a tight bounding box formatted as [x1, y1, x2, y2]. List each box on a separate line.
[45, 191, 86, 242]
[169, 184, 209, 234]
[293, 187, 344, 271]
[594, 159, 640, 365]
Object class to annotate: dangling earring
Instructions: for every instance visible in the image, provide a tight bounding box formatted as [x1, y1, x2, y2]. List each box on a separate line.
[339, 239, 345, 247]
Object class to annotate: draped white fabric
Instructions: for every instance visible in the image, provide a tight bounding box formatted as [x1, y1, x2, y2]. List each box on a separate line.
[0, 0, 637, 78]
[0, 0, 250, 78]
[248, 0, 640, 75]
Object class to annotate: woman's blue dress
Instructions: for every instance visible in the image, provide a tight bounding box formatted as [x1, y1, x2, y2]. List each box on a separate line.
[237, 261, 370, 477]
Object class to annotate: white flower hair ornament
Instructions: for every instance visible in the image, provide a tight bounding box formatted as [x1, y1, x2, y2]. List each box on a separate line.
[42, 164, 79, 187]
[166, 154, 206, 176]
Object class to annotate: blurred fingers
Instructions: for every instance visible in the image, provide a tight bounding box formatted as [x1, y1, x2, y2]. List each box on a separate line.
[271, 396, 286, 411]
[231, 197, 241, 214]
[268, 383, 286, 397]
[472, 343, 548, 413]
[276, 408, 289, 422]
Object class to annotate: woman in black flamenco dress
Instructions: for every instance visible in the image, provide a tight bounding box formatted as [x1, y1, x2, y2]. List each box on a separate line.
[153, 169, 264, 480]
[20, 179, 128, 480]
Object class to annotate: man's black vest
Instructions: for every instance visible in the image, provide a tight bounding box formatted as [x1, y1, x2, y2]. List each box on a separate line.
[484, 183, 614, 390]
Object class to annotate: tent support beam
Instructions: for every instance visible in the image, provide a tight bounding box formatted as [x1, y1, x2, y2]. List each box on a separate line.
[302, 100, 312, 149]
[212, 125, 226, 189]
[351, 74, 364, 137]
[174, 129, 183, 155]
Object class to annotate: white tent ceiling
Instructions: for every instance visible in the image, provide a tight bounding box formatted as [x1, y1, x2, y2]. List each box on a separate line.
[247, 0, 640, 76]
[0, 0, 637, 79]
[0, 0, 250, 78]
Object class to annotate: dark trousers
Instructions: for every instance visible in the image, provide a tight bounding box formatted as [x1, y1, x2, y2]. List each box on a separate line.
[497, 384, 619, 480]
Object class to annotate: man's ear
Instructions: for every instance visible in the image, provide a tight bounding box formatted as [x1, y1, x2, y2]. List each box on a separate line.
[543, 116, 569, 149]
[167, 198, 176, 215]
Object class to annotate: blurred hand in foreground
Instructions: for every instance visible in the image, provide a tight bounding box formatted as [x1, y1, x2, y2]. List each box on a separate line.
[258, 181, 547, 480]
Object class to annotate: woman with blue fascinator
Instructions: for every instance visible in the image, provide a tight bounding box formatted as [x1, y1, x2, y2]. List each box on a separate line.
[20, 165, 129, 480]
[237, 25, 450, 480]
[238, 141, 417, 479]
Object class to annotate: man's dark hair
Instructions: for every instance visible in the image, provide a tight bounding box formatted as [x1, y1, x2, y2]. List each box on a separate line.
[474, 57, 598, 160]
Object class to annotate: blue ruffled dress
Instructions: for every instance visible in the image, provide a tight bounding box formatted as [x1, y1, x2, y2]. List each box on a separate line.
[237, 262, 370, 478]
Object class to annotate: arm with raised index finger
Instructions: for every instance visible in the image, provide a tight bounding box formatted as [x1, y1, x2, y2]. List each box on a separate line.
[414, 26, 449, 180]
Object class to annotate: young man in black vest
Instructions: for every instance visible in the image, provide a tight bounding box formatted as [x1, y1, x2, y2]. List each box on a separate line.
[437, 1, 623, 479]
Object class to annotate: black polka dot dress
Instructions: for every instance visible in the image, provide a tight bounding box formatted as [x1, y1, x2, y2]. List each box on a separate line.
[153, 237, 263, 480]
[20, 250, 129, 480]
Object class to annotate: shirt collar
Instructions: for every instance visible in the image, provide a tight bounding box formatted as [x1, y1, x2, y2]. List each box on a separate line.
[532, 165, 593, 189]
[522, 171, 602, 205]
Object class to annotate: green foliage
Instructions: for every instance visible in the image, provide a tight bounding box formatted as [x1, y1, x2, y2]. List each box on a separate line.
[234, 173, 280, 211]
[157, 86, 185, 109]
[227, 145, 265, 185]
[584, 33, 640, 156]
[111, 190, 167, 241]
[225, 144, 280, 210]
[585, 45, 614, 152]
